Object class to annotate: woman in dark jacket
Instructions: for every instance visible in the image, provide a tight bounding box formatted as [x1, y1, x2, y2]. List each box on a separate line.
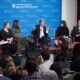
[56, 20, 69, 37]
[56, 20, 69, 53]
[0, 21, 15, 55]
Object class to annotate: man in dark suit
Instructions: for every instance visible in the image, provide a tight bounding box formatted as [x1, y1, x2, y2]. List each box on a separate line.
[71, 20, 80, 42]
[32, 19, 49, 45]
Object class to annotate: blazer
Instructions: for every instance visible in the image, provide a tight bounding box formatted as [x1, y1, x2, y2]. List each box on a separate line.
[34, 25, 48, 40]
[0, 29, 13, 41]
[71, 26, 80, 37]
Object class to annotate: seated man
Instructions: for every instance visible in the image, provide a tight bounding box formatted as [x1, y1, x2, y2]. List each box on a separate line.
[32, 19, 49, 46]
[71, 19, 80, 42]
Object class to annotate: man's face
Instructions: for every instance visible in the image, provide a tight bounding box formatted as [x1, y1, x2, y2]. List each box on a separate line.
[78, 20, 80, 27]
[40, 21, 44, 27]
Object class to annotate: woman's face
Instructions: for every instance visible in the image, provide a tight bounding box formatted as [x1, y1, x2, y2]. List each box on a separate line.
[6, 23, 10, 29]
[61, 23, 64, 27]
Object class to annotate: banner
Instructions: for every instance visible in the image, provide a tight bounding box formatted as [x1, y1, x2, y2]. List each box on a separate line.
[0, 0, 61, 37]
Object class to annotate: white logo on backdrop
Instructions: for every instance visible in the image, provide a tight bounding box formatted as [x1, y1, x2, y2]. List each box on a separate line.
[12, 4, 16, 8]
[12, 4, 38, 9]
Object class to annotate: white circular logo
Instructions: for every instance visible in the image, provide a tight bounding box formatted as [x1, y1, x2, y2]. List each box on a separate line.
[12, 4, 16, 8]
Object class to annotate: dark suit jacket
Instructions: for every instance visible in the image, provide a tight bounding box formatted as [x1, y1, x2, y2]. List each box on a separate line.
[34, 25, 48, 40]
[71, 26, 80, 37]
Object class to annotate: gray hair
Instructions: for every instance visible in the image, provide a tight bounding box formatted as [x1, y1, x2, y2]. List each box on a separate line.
[39, 19, 44, 23]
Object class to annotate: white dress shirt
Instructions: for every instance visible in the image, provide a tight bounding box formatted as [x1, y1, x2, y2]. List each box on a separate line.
[40, 26, 49, 38]
[39, 60, 53, 73]
[40, 26, 44, 38]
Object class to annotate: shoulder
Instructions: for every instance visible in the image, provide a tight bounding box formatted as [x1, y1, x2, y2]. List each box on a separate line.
[35, 25, 40, 29]
[0, 29, 4, 32]
[43, 26, 46, 29]
[43, 70, 59, 80]
[57, 26, 61, 30]
[12, 28, 15, 30]
[6, 77, 11, 80]
[65, 27, 69, 30]
[0, 76, 11, 80]
[34, 25, 41, 31]
[12, 28, 19, 31]
[8, 29, 12, 32]
[48, 70, 58, 75]
[20, 76, 28, 80]
[73, 26, 78, 29]
[0, 29, 4, 33]
[35, 24, 40, 27]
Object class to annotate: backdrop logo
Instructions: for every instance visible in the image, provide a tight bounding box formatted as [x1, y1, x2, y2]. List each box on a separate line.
[0, 0, 61, 37]
[12, 4, 16, 8]
[12, 3, 38, 9]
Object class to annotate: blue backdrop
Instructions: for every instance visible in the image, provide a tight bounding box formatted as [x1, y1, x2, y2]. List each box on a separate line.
[0, 0, 61, 37]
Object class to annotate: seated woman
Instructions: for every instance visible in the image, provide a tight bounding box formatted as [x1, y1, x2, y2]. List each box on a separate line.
[12, 20, 20, 39]
[56, 20, 69, 37]
[0, 21, 15, 55]
[55, 20, 69, 50]
[12, 20, 21, 53]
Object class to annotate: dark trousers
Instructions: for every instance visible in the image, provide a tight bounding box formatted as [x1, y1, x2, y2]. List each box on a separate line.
[39, 36, 49, 45]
